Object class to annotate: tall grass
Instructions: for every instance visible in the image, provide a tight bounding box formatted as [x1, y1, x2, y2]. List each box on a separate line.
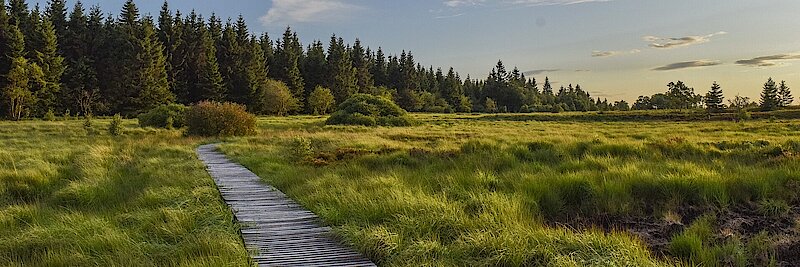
[220, 114, 800, 266]
[0, 120, 250, 266]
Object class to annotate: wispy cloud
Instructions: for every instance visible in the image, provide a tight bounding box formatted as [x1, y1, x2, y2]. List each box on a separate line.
[434, 13, 466, 19]
[735, 54, 800, 67]
[443, 0, 611, 7]
[643, 31, 726, 49]
[260, 0, 360, 24]
[523, 69, 560, 75]
[508, 0, 612, 6]
[591, 49, 640, 58]
[444, 0, 485, 7]
[652, 60, 721, 71]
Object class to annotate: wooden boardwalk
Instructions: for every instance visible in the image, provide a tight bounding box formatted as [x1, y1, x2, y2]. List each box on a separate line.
[197, 144, 376, 267]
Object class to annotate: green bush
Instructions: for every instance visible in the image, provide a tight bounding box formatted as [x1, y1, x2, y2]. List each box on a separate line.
[138, 104, 188, 129]
[185, 101, 256, 137]
[108, 114, 123, 136]
[326, 94, 416, 126]
[44, 109, 56, 121]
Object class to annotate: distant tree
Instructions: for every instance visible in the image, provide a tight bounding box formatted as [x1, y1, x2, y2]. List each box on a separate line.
[778, 80, 793, 108]
[326, 35, 357, 104]
[301, 40, 327, 108]
[760, 78, 780, 111]
[4, 57, 43, 120]
[274, 27, 305, 105]
[613, 100, 630, 111]
[351, 39, 373, 93]
[307, 86, 335, 115]
[666, 81, 699, 109]
[134, 17, 173, 111]
[371, 47, 388, 87]
[262, 79, 299, 116]
[29, 17, 65, 116]
[729, 94, 751, 111]
[44, 0, 67, 49]
[704, 81, 724, 112]
[485, 97, 497, 113]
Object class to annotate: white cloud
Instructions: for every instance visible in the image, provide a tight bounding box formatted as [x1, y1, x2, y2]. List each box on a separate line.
[443, 0, 610, 7]
[444, 0, 485, 7]
[507, 0, 612, 6]
[260, 0, 359, 24]
[644, 31, 727, 49]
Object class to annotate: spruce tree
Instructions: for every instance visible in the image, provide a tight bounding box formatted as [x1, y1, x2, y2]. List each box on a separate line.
[326, 35, 357, 104]
[371, 47, 387, 87]
[704, 81, 724, 112]
[44, 0, 66, 50]
[259, 32, 273, 77]
[134, 17, 173, 110]
[0, 0, 11, 88]
[760, 78, 780, 111]
[30, 17, 64, 116]
[351, 39, 373, 93]
[301, 40, 327, 107]
[778, 80, 793, 108]
[274, 27, 305, 105]
[217, 21, 244, 103]
[245, 37, 270, 113]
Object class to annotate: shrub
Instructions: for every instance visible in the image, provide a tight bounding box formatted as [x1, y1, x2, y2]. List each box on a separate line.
[83, 114, 92, 129]
[308, 86, 335, 115]
[326, 94, 415, 126]
[138, 104, 188, 129]
[44, 109, 55, 121]
[108, 114, 123, 136]
[185, 101, 256, 137]
[261, 79, 299, 116]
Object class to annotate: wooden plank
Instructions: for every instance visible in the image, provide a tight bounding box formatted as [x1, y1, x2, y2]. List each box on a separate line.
[197, 144, 376, 267]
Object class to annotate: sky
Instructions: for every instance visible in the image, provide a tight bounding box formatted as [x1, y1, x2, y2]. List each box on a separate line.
[30, 0, 800, 102]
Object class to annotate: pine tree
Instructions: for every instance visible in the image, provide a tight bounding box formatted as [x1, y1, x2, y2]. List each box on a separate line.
[0, 0, 12, 90]
[351, 39, 373, 93]
[371, 47, 387, 87]
[274, 27, 304, 105]
[760, 77, 780, 111]
[301, 40, 327, 108]
[778, 80, 793, 108]
[44, 0, 66, 50]
[704, 81, 724, 112]
[326, 35, 356, 104]
[30, 16, 64, 116]
[259, 32, 273, 77]
[245, 37, 270, 113]
[170, 11, 222, 103]
[134, 17, 173, 110]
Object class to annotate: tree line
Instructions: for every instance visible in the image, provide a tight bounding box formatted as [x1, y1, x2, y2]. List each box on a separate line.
[632, 78, 793, 112]
[0, 0, 792, 120]
[0, 0, 632, 120]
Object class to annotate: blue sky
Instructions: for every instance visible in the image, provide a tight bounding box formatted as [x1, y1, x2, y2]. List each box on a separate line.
[31, 0, 800, 101]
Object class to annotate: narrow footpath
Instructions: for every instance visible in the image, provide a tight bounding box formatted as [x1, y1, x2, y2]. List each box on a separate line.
[197, 144, 376, 267]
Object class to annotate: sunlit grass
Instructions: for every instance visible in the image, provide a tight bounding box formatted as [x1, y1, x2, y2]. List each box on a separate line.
[0, 120, 250, 266]
[221, 113, 800, 266]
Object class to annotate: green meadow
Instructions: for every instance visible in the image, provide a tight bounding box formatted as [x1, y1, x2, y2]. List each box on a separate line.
[2, 113, 799, 266]
[0, 120, 250, 266]
[221, 114, 800, 266]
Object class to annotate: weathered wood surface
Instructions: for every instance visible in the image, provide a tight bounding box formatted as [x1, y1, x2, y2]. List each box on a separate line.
[197, 144, 376, 267]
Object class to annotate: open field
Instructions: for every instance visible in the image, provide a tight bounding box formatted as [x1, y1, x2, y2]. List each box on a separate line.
[0, 120, 250, 266]
[1, 113, 799, 266]
[219, 114, 800, 266]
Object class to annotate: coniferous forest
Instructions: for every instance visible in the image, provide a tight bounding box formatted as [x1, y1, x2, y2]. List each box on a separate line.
[0, 0, 795, 120]
[0, 0, 638, 120]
